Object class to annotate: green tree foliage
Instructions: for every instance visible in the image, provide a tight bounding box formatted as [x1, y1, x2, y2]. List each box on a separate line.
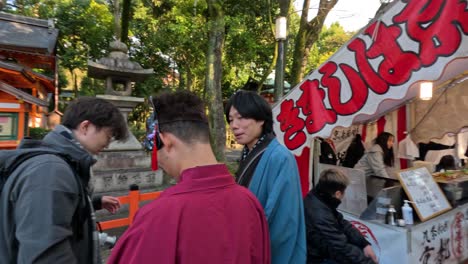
[2, 0, 114, 96]
[79, 76, 105, 96]
[290, 0, 338, 86]
[124, 0, 204, 134]
[3, 0, 354, 155]
[307, 22, 353, 72]
[54, 0, 114, 95]
[126, 0, 281, 159]
[222, 0, 277, 95]
[128, 0, 206, 92]
[1, 0, 44, 16]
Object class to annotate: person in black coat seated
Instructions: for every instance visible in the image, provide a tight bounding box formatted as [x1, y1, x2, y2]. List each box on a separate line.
[304, 169, 377, 264]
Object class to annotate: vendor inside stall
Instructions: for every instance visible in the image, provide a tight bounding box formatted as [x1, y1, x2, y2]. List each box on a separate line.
[354, 132, 400, 202]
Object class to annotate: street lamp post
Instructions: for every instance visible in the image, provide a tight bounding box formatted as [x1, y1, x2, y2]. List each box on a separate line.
[274, 16, 287, 102]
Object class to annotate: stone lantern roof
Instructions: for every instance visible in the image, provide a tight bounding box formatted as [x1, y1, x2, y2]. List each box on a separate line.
[88, 40, 153, 96]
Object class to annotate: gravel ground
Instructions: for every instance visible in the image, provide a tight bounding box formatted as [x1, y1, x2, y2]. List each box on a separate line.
[99, 226, 127, 262]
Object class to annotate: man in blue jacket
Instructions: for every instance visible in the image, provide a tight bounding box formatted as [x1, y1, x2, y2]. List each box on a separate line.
[225, 90, 306, 263]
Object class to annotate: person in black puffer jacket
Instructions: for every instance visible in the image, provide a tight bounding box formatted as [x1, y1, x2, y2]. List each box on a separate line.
[304, 169, 377, 264]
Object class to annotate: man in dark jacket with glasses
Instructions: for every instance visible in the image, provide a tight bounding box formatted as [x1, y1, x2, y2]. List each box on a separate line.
[0, 97, 128, 264]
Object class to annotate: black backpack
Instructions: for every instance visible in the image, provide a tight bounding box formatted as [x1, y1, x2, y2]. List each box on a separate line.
[0, 140, 72, 197]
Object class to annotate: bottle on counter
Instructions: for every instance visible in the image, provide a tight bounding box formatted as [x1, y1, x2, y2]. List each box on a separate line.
[386, 205, 397, 226]
[402, 200, 414, 225]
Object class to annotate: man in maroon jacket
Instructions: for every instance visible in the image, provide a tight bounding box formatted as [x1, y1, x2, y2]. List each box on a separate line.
[108, 91, 270, 264]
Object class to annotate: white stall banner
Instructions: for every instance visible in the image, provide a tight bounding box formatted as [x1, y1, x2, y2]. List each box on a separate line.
[410, 206, 468, 264]
[345, 213, 408, 264]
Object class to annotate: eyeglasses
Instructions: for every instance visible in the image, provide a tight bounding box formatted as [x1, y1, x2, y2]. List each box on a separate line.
[105, 130, 114, 143]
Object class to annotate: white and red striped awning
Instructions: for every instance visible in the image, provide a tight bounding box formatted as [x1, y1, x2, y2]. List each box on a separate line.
[272, 0, 468, 195]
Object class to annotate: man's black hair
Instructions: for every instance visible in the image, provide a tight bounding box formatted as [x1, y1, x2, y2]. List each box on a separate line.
[224, 90, 273, 134]
[62, 97, 129, 141]
[152, 90, 209, 144]
[437, 155, 456, 171]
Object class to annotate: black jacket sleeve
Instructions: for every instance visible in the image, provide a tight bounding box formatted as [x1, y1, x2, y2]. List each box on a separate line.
[317, 214, 374, 264]
[304, 194, 375, 264]
[336, 212, 370, 249]
[92, 195, 102, 210]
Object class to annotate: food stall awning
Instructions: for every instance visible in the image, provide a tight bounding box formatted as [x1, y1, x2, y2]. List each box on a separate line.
[0, 80, 48, 107]
[272, 0, 468, 156]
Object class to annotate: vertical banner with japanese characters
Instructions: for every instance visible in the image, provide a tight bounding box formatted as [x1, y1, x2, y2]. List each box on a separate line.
[344, 204, 468, 264]
[410, 204, 468, 264]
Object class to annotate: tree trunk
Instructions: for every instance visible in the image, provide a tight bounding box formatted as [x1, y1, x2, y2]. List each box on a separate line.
[257, 47, 277, 93]
[278, 0, 290, 17]
[177, 67, 184, 90]
[121, 0, 131, 44]
[290, 0, 311, 87]
[70, 69, 78, 98]
[186, 66, 193, 91]
[205, 0, 226, 162]
[290, 0, 338, 87]
[256, 0, 278, 93]
[113, 0, 121, 40]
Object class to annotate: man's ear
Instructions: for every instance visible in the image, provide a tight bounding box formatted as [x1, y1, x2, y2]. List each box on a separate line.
[334, 190, 344, 200]
[333, 190, 339, 198]
[76, 120, 91, 136]
[158, 132, 172, 150]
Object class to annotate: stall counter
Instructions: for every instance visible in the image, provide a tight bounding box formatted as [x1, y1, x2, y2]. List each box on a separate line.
[342, 203, 468, 264]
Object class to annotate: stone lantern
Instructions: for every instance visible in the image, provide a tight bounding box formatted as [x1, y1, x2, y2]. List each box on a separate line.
[88, 40, 153, 96]
[87, 40, 162, 193]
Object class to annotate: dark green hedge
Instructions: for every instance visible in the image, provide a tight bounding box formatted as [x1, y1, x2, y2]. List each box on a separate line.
[28, 127, 51, 139]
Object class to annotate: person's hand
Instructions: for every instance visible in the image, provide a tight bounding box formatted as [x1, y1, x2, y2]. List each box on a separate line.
[101, 196, 121, 214]
[364, 244, 378, 263]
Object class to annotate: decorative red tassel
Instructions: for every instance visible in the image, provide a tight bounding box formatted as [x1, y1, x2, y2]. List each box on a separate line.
[151, 135, 158, 171]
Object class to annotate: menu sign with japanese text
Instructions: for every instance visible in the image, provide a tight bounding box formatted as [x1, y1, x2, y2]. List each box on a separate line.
[398, 167, 451, 222]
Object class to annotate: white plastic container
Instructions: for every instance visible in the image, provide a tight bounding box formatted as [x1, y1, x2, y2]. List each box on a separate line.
[402, 200, 414, 225]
